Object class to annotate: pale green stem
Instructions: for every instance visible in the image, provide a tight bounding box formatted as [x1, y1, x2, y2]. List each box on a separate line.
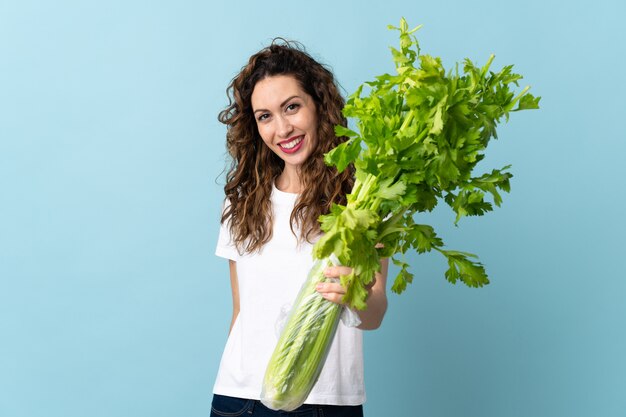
[399, 109, 415, 132]
[349, 177, 363, 204]
[508, 85, 531, 110]
[377, 206, 410, 240]
[480, 54, 496, 78]
[352, 173, 377, 206]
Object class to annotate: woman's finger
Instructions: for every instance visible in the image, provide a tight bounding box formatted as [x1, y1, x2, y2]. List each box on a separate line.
[315, 282, 346, 294]
[315, 282, 347, 305]
[319, 292, 345, 304]
[323, 265, 353, 278]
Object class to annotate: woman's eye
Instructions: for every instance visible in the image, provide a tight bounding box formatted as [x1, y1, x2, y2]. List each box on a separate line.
[286, 103, 300, 112]
[257, 113, 269, 122]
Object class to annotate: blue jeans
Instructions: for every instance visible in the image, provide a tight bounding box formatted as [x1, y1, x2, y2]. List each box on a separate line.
[210, 394, 364, 417]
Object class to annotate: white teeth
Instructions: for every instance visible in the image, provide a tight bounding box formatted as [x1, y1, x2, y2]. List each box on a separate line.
[280, 136, 303, 149]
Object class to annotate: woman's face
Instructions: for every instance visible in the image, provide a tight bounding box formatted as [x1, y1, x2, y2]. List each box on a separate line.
[251, 74, 318, 170]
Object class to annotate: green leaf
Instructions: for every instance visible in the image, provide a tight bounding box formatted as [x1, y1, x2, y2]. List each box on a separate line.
[407, 224, 444, 253]
[377, 178, 407, 201]
[390, 257, 414, 294]
[341, 270, 369, 310]
[429, 99, 446, 134]
[438, 249, 489, 287]
[515, 93, 541, 110]
[324, 138, 361, 172]
[334, 125, 360, 138]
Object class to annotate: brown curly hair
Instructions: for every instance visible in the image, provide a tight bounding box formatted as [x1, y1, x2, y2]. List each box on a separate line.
[218, 40, 354, 254]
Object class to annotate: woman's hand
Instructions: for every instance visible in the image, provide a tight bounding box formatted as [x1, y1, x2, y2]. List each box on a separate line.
[315, 265, 352, 305]
[315, 260, 389, 330]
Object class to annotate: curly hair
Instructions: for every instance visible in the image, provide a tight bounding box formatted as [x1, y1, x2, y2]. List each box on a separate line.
[218, 39, 354, 254]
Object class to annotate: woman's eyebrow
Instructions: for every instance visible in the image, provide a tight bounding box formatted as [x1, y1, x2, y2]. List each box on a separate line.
[253, 95, 301, 114]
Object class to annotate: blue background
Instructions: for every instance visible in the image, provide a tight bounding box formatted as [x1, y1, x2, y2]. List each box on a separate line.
[1, 1, 624, 416]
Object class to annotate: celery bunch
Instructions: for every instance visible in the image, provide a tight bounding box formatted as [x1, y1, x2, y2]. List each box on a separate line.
[317, 18, 540, 309]
[261, 258, 342, 411]
[261, 18, 540, 410]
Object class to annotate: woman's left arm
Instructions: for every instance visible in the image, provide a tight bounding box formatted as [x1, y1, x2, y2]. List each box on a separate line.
[316, 258, 389, 330]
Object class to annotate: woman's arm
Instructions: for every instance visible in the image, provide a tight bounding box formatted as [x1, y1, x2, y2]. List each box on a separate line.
[228, 259, 240, 334]
[316, 258, 389, 330]
[357, 257, 388, 330]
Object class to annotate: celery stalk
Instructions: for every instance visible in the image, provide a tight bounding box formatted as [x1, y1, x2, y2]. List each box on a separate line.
[260, 257, 342, 411]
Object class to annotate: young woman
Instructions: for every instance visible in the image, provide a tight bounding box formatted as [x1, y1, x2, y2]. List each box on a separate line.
[211, 40, 389, 417]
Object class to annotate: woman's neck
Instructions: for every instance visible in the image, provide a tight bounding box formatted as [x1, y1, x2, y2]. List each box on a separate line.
[275, 168, 303, 194]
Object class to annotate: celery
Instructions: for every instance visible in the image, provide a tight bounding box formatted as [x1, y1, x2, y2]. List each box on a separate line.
[261, 258, 342, 411]
[261, 18, 539, 411]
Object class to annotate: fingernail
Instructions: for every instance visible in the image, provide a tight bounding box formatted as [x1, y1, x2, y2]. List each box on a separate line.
[316, 283, 323, 290]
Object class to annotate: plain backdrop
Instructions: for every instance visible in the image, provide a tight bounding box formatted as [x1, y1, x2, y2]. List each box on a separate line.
[1, 1, 624, 416]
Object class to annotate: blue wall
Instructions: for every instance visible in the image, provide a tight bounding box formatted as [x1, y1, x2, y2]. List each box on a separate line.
[1, 1, 624, 416]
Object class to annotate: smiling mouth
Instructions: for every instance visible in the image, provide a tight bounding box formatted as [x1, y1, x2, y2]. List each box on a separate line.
[279, 135, 303, 150]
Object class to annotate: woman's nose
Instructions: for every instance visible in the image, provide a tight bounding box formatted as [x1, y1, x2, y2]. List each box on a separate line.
[276, 115, 293, 138]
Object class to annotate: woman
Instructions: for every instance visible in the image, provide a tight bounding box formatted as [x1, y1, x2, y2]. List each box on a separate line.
[211, 40, 388, 417]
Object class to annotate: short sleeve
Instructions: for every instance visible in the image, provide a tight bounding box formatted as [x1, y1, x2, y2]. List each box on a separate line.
[215, 203, 240, 261]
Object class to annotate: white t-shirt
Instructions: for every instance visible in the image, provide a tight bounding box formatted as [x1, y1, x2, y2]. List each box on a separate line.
[213, 183, 365, 405]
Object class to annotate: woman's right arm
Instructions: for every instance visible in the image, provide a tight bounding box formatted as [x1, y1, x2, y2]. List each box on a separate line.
[228, 259, 240, 334]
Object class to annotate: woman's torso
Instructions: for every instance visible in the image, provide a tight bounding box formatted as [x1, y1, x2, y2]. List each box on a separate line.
[213, 184, 365, 405]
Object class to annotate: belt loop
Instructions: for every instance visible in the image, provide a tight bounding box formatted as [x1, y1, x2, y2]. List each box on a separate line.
[248, 399, 256, 414]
